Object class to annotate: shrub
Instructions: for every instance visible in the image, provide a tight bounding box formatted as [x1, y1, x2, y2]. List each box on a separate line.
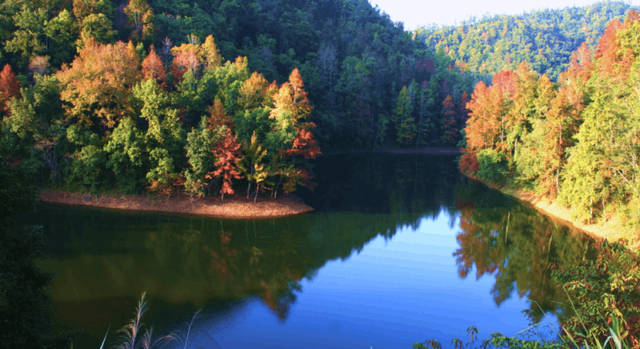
[476, 149, 509, 183]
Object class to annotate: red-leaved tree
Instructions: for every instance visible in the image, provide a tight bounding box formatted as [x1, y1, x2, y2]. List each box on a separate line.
[142, 44, 166, 85]
[207, 129, 243, 199]
[0, 64, 21, 116]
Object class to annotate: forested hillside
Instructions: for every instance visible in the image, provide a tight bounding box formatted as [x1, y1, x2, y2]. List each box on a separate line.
[0, 0, 485, 197]
[0, 0, 481, 152]
[460, 11, 640, 232]
[1, 0, 634, 199]
[415, 1, 637, 80]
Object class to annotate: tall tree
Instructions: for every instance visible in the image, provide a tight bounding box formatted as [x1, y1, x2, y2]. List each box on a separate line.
[393, 86, 416, 145]
[141, 44, 166, 84]
[57, 38, 141, 129]
[0, 64, 21, 116]
[440, 95, 457, 146]
[134, 79, 185, 194]
[208, 129, 243, 199]
[124, 0, 154, 43]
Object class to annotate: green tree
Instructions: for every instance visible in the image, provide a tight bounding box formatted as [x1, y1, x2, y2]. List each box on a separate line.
[5, 74, 68, 183]
[44, 9, 77, 66]
[184, 117, 220, 197]
[124, 0, 154, 43]
[238, 131, 268, 202]
[394, 86, 416, 145]
[134, 79, 185, 194]
[104, 116, 146, 193]
[4, 5, 47, 67]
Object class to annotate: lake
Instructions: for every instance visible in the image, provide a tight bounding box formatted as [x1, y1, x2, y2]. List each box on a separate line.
[35, 153, 593, 348]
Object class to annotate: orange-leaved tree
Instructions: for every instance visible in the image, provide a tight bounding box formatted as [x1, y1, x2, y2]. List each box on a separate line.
[141, 44, 166, 85]
[57, 38, 141, 129]
[440, 95, 457, 146]
[0, 64, 21, 117]
[207, 129, 243, 199]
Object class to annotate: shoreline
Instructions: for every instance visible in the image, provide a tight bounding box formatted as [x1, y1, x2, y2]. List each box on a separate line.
[39, 189, 314, 219]
[319, 146, 461, 156]
[476, 179, 637, 246]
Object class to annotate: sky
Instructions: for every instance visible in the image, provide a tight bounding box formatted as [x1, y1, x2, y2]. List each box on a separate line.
[371, 0, 640, 31]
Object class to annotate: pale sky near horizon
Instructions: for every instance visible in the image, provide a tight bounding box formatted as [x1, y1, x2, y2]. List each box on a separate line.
[371, 0, 640, 30]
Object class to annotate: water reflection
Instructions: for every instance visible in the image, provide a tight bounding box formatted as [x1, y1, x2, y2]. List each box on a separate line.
[35, 154, 597, 347]
[453, 177, 595, 322]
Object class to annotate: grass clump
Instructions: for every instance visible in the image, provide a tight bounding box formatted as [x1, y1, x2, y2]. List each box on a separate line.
[96, 292, 201, 349]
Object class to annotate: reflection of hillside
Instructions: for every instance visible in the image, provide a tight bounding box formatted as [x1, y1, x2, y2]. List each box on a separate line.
[39, 154, 465, 308]
[39, 207, 440, 307]
[297, 154, 461, 216]
[453, 179, 596, 321]
[37, 153, 468, 344]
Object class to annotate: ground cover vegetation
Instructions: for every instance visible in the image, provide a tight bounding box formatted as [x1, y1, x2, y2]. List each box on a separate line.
[460, 10, 640, 237]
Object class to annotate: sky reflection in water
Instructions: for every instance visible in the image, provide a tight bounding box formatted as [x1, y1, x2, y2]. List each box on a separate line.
[187, 213, 553, 349]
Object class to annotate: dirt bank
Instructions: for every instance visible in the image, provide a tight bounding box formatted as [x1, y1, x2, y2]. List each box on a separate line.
[40, 189, 314, 219]
[481, 181, 638, 246]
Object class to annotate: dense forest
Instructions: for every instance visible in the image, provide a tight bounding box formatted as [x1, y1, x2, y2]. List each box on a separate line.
[415, 1, 638, 81]
[0, 0, 484, 197]
[460, 10, 640, 232]
[0, 0, 636, 198]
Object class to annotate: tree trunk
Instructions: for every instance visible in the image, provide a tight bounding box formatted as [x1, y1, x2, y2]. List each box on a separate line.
[254, 184, 260, 203]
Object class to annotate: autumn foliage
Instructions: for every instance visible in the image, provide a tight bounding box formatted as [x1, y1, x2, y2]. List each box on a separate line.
[58, 38, 141, 128]
[0, 64, 21, 115]
[141, 45, 166, 83]
[13, 32, 322, 199]
[460, 10, 640, 228]
[207, 129, 243, 198]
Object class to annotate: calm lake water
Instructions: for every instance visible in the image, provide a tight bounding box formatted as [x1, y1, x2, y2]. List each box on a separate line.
[35, 154, 594, 348]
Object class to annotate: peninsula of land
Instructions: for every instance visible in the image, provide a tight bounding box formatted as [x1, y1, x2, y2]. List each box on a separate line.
[40, 189, 314, 219]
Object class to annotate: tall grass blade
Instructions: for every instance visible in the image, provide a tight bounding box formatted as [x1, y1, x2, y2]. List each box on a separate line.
[99, 325, 111, 349]
[117, 292, 148, 349]
[609, 328, 622, 349]
[182, 309, 201, 349]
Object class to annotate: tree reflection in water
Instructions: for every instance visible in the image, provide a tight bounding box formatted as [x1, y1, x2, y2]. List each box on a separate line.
[453, 177, 596, 322]
[37, 154, 608, 346]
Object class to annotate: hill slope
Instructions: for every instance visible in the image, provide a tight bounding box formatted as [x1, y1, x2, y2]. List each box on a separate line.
[414, 1, 637, 80]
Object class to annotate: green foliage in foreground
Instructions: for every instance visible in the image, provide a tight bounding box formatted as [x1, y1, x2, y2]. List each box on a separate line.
[552, 239, 640, 348]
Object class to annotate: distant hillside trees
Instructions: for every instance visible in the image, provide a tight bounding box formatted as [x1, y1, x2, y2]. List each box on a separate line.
[415, 1, 637, 80]
[460, 11, 640, 229]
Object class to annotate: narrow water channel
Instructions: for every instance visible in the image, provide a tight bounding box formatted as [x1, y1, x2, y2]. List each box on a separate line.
[35, 154, 593, 348]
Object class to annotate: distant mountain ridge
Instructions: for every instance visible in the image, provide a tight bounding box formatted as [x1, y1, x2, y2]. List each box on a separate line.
[414, 1, 638, 80]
